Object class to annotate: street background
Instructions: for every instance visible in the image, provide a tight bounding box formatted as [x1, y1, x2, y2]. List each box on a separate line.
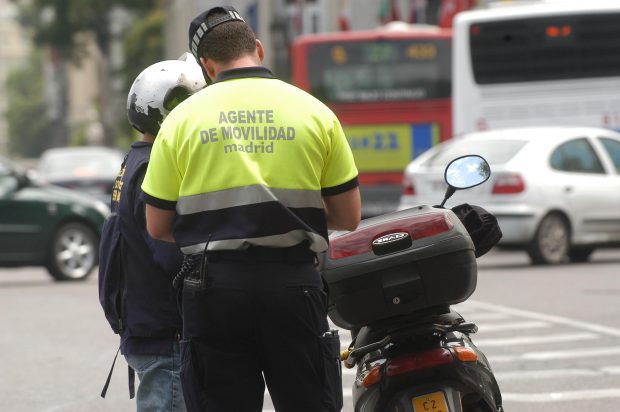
[2, 248, 620, 412]
[2, 1, 620, 411]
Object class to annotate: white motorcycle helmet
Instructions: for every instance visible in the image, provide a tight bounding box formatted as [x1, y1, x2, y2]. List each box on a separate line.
[127, 52, 207, 136]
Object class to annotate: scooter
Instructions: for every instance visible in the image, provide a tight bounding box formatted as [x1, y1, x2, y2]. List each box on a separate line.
[321, 155, 504, 412]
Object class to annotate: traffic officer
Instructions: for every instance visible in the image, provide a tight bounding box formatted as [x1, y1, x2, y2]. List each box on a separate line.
[99, 53, 206, 411]
[141, 5, 361, 412]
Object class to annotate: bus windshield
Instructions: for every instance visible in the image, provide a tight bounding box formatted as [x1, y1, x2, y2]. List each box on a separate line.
[306, 38, 451, 104]
[292, 27, 453, 217]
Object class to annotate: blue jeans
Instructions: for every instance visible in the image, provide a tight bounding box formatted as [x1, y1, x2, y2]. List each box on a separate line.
[125, 342, 187, 412]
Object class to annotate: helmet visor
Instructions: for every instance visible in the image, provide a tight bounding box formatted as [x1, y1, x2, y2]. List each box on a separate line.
[163, 86, 192, 112]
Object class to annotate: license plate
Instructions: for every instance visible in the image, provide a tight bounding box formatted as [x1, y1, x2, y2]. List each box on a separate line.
[412, 391, 449, 412]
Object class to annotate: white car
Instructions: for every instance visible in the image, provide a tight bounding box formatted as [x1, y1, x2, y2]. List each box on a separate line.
[398, 126, 620, 265]
[37, 146, 125, 203]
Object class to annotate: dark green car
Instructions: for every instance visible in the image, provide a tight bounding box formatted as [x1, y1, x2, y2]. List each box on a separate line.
[0, 154, 109, 281]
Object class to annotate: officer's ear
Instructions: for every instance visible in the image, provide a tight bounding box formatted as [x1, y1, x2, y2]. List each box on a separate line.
[256, 39, 265, 63]
[200, 57, 217, 82]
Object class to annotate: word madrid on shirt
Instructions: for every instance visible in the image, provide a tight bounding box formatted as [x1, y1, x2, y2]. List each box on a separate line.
[199, 109, 296, 154]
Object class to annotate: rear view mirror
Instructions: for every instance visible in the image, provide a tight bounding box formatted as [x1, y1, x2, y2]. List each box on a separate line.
[439, 155, 490, 207]
[445, 155, 490, 189]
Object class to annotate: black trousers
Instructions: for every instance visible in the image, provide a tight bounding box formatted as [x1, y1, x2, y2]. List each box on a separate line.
[179, 259, 343, 412]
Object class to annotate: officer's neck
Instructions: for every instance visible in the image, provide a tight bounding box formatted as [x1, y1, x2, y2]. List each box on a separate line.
[142, 133, 155, 143]
[214, 55, 262, 77]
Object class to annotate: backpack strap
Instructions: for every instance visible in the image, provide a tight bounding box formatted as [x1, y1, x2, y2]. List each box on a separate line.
[100, 346, 119, 398]
[100, 345, 136, 399]
[128, 363, 135, 399]
[118, 235, 127, 332]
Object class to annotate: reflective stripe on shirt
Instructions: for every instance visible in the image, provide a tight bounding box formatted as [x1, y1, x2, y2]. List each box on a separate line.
[176, 185, 323, 215]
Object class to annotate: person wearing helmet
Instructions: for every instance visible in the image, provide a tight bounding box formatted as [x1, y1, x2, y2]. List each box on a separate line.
[141, 5, 360, 412]
[98, 53, 206, 411]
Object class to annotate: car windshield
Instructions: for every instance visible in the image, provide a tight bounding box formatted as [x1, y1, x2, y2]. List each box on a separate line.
[40, 150, 122, 180]
[424, 138, 527, 167]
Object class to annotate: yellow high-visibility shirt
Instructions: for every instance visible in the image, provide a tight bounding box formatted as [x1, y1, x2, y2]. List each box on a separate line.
[142, 67, 358, 254]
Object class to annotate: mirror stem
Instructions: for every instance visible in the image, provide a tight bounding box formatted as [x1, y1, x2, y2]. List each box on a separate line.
[440, 186, 456, 208]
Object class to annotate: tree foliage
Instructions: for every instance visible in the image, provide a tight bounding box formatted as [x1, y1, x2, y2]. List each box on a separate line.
[115, 8, 165, 146]
[5, 51, 50, 157]
[22, 0, 161, 60]
[9, 0, 165, 152]
[121, 8, 165, 97]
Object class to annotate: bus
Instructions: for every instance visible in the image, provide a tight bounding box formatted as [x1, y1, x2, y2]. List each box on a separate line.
[452, 1, 620, 136]
[291, 23, 452, 217]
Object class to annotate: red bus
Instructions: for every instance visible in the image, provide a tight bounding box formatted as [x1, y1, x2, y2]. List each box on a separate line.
[291, 23, 453, 217]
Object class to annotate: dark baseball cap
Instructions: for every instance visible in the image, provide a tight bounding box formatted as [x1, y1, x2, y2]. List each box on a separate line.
[188, 5, 245, 60]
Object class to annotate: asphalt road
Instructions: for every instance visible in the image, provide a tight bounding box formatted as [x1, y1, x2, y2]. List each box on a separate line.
[464, 248, 620, 412]
[1, 248, 619, 411]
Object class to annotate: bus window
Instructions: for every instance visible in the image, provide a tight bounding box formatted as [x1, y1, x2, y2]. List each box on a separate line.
[470, 13, 620, 84]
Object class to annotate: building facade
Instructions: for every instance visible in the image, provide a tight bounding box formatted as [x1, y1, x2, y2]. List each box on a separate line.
[0, 0, 30, 153]
[162, 0, 447, 79]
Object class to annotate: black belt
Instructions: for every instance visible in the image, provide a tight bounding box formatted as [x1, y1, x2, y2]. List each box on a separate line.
[207, 244, 315, 263]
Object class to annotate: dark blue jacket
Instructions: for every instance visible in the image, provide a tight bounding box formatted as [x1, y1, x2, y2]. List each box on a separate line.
[107, 141, 183, 354]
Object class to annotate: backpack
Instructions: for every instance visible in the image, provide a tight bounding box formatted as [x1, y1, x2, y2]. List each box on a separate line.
[97, 153, 136, 399]
[98, 211, 127, 334]
[98, 210, 136, 399]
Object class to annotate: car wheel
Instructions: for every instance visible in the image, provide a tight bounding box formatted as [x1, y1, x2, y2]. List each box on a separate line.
[46, 221, 98, 281]
[527, 213, 570, 265]
[568, 247, 594, 263]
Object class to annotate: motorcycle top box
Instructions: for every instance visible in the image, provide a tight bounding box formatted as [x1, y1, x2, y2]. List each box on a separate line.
[320, 205, 477, 330]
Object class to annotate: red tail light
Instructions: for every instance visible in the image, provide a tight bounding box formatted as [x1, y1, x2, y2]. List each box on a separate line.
[402, 176, 415, 196]
[386, 348, 454, 377]
[359, 172, 404, 185]
[328, 212, 453, 259]
[492, 173, 525, 194]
